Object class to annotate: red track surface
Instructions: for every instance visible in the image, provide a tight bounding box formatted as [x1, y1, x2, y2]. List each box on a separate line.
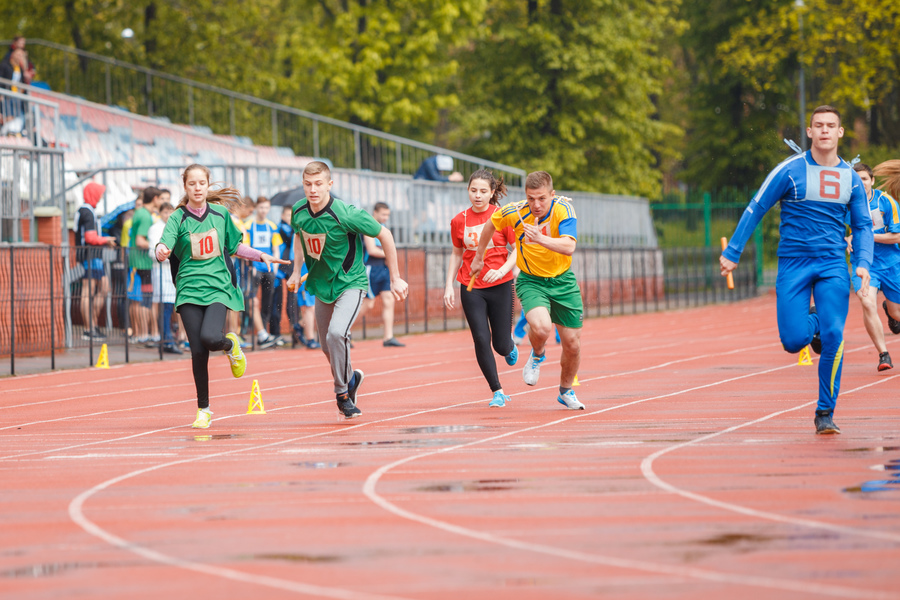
[2, 294, 899, 599]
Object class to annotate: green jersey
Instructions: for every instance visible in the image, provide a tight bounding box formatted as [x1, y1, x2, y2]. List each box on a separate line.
[291, 195, 383, 304]
[128, 207, 154, 270]
[158, 203, 245, 311]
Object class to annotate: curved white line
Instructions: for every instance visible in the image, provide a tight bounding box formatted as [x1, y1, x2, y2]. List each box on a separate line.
[640, 374, 900, 543]
[362, 363, 895, 598]
[67, 397, 492, 598]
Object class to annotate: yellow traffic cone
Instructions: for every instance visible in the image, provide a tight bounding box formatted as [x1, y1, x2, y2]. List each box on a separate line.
[246, 379, 266, 414]
[573, 374, 580, 386]
[798, 346, 813, 366]
[95, 344, 109, 369]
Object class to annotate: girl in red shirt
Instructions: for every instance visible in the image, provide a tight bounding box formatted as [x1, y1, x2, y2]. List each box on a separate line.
[443, 170, 519, 407]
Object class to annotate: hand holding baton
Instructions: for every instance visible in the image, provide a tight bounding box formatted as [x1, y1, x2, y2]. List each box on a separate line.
[721, 237, 734, 290]
[287, 272, 308, 293]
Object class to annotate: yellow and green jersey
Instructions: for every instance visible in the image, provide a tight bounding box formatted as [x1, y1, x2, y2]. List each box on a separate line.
[491, 196, 577, 278]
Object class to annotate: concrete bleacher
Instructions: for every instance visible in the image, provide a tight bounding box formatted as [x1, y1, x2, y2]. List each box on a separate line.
[1, 83, 313, 216]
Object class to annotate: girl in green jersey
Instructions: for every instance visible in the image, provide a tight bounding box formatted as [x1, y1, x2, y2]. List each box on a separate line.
[156, 164, 289, 429]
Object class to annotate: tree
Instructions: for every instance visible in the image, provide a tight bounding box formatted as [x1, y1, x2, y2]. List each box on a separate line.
[451, 0, 682, 198]
[717, 0, 900, 156]
[272, 0, 485, 139]
[673, 0, 795, 193]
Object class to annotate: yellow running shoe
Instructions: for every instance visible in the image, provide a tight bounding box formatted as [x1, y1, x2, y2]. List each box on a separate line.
[224, 332, 246, 378]
[192, 408, 212, 429]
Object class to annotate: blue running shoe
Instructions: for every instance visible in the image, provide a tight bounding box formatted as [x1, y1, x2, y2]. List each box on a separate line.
[505, 341, 518, 366]
[489, 390, 509, 408]
[513, 311, 528, 343]
[523, 351, 546, 386]
[557, 389, 585, 410]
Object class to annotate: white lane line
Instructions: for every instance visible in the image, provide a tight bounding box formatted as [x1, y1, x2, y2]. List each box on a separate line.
[67, 393, 507, 598]
[361, 362, 894, 598]
[640, 374, 900, 543]
[46, 453, 178, 459]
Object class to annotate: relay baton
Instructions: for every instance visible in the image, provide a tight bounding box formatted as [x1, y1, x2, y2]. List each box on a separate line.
[466, 274, 477, 292]
[287, 272, 308, 293]
[720, 237, 734, 290]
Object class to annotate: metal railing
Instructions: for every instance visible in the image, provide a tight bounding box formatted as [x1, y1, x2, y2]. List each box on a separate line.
[15, 39, 526, 185]
[66, 165, 659, 248]
[0, 86, 59, 147]
[0, 142, 66, 244]
[0, 242, 758, 376]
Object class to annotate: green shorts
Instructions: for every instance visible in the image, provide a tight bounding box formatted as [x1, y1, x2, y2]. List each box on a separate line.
[516, 270, 583, 329]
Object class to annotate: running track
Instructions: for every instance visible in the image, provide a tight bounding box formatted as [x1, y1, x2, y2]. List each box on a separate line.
[2, 294, 898, 599]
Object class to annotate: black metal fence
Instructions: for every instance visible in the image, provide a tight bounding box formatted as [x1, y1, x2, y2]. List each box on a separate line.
[0, 243, 757, 376]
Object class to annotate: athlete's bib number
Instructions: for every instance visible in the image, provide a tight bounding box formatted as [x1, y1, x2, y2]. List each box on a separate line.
[819, 170, 841, 200]
[189, 229, 221, 260]
[463, 223, 495, 251]
[302, 231, 327, 260]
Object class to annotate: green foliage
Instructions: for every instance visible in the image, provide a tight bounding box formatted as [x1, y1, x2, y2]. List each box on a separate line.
[717, 0, 900, 150]
[674, 0, 797, 191]
[450, 0, 683, 199]
[272, 0, 484, 137]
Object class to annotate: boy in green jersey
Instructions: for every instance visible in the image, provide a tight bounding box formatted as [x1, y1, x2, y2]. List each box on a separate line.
[287, 161, 409, 418]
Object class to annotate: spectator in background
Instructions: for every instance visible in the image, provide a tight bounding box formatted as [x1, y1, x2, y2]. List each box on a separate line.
[359, 202, 404, 347]
[148, 202, 181, 354]
[226, 197, 251, 347]
[414, 154, 464, 182]
[271, 204, 300, 346]
[245, 196, 283, 348]
[0, 48, 33, 123]
[75, 182, 116, 341]
[128, 187, 163, 344]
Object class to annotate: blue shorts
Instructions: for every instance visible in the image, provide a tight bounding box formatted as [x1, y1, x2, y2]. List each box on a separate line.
[128, 269, 153, 308]
[82, 259, 105, 280]
[296, 263, 315, 307]
[298, 283, 316, 307]
[366, 263, 391, 298]
[852, 261, 900, 303]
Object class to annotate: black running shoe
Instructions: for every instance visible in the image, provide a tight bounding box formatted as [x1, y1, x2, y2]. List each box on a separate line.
[814, 410, 841, 434]
[878, 352, 893, 372]
[884, 301, 900, 335]
[348, 369, 365, 406]
[809, 306, 822, 355]
[337, 393, 362, 419]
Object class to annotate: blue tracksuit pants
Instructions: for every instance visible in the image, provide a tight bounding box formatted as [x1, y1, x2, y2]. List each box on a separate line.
[776, 256, 849, 414]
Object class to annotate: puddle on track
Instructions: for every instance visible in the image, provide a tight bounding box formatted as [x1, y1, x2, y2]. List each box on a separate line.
[417, 479, 519, 493]
[342, 439, 458, 448]
[843, 458, 900, 494]
[249, 553, 341, 563]
[400, 425, 487, 435]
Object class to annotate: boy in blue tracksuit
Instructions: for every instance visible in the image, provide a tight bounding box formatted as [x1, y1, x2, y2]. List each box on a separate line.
[720, 105, 874, 435]
[846, 162, 900, 371]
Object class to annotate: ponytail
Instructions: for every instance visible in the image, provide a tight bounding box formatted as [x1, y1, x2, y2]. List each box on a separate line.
[874, 160, 900, 202]
[468, 169, 508, 206]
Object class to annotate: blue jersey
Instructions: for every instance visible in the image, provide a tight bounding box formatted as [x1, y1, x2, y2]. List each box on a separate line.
[723, 151, 873, 272]
[245, 218, 284, 272]
[844, 188, 900, 270]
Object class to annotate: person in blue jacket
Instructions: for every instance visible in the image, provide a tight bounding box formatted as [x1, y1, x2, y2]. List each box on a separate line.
[845, 163, 900, 372]
[720, 105, 874, 435]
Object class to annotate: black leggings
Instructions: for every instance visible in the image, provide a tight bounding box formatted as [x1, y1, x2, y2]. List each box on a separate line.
[460, 280, 514, 392]
[178, 303, 231, 409]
